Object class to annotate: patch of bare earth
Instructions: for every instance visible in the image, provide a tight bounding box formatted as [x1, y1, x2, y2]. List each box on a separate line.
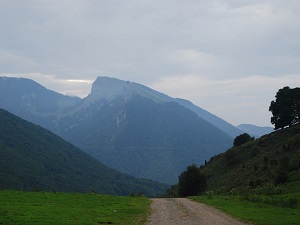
[147, 198, 249, 225]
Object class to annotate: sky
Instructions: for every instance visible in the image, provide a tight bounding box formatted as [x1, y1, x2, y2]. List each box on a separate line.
[1, 0, 299, 127]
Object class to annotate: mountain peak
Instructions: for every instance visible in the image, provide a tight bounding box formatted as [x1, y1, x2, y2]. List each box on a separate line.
[89, 76, 170, 103]
[237, 124, 273, 137]
[87, 76, 242, 138]
[90, 76, 132, 100]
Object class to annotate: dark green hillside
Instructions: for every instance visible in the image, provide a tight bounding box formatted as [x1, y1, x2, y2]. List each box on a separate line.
[0, 108, 168, 196]
[201, 124, 300, 192]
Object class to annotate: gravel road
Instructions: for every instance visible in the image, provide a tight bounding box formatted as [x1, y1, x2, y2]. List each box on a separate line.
[147, 198, 248, 225]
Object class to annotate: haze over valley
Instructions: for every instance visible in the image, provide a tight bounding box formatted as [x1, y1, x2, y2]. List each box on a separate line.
[1, 76, 256, 184]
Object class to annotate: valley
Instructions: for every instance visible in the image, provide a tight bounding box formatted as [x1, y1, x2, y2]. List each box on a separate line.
[0, 76, 299, 225]
[0, 76, 237, 184]
[1, 1, 299, 224]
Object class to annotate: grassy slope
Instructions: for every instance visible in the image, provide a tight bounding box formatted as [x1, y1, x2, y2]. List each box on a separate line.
[190, 194, 300, 225]
[189, 125, 300, 225]
[0, 108, 168, 196]
[0, 191, 150, 225]
[201, 124, 300, 193]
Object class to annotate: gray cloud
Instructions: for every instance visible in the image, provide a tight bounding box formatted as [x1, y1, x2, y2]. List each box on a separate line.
[1, 0, 299, 126]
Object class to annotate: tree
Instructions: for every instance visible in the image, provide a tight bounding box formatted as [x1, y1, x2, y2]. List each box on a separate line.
[233, 133, 254, 147]
[178, 164, 207, 197]
[269, 86, 300, 130]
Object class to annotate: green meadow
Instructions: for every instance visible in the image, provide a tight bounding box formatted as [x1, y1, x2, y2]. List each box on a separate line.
[190, 193, 300, 225]
[2, 190, 300, 225]
[0, 191, 151, 225]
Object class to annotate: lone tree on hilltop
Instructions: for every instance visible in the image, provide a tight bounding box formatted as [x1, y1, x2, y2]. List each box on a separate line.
[178, 164, 207, 197]
[269, 86, 300, 130]
[233, 133, 254, 147]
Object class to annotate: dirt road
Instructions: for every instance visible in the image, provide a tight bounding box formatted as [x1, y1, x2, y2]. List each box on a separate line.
[147, 198, 248, 225]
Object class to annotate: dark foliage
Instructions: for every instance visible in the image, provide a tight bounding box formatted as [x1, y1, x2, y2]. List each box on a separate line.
[162, 185, 179, 198]
[274, 169, 289, 184]
[269, 86, 300, 130]
[224, 150, 240, 165]
[198, 124, 300, 193]
[233, 133, 254, 147]
[178, 164, 207, 197]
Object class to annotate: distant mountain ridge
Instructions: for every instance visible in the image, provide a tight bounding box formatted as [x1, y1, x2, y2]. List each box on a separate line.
[0, 77, 81, 130]
[60, 94, 233, 183]
[237, 124, 274, 137]
[89, 77, 243, 138]
[0, 108, 168, 196]
[175, 98, 243, 138]
[0, 76, 240, 184]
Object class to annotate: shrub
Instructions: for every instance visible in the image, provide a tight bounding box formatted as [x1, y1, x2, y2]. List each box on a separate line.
[178, 164, 207, 197]
[233, 133, 254, 147]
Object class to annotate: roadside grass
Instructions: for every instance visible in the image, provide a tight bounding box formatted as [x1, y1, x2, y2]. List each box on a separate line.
[0, 190, 151, 225]
[189, 194, 300, 225]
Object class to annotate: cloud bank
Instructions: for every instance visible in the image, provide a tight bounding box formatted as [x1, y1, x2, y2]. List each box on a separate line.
[1, 0, 299, 126]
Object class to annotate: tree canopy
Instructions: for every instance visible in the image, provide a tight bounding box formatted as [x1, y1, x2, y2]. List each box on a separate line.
[233, 133, 254, 147]
[178, 164, 207, 197]
[269, 86, 300, 130]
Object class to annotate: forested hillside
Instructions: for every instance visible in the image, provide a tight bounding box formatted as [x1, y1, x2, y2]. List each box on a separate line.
[0, 108, 168, 196]
[201, 124, 300, 192]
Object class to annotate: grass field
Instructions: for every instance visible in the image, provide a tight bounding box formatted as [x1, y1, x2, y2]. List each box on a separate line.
[190, 194, 300, 225]
[0, 191, 151, 225]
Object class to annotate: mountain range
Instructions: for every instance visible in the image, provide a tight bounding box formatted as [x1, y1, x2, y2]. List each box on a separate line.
[0, 108, 168, 196]
[0, 76, 253, 184]
[237, 124, 273, 137]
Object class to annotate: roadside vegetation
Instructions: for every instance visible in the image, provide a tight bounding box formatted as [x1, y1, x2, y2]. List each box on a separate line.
[164, 124, 300, 197]
[0, 191, 151, 225]
[190, 189, 300, 225]
[190, 180, 300, 225]
[164, 86, 300, 224]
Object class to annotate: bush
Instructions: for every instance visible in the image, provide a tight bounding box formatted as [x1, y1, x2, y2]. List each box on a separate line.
[178, 164, 207, 197]
[233, 133, 254, 147]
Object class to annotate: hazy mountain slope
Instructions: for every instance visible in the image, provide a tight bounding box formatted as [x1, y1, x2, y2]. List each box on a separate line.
[175, 98, 243, 138]
[0, 77, 81, 130]
[237, 124, 274, 137]
[0, 76, 234, 184]
[0, 76, 241, 139]
[88, 77, 243, 138]
[58, 94, 232, 184]
[200, 124, 300, 192]
[0, 108, 168, 196]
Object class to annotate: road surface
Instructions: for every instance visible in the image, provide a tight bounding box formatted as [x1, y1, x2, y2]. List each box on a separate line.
[147, 198, 248, 225]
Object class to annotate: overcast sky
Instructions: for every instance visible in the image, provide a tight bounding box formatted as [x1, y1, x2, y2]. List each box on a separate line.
[1, 0, 299, 126]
